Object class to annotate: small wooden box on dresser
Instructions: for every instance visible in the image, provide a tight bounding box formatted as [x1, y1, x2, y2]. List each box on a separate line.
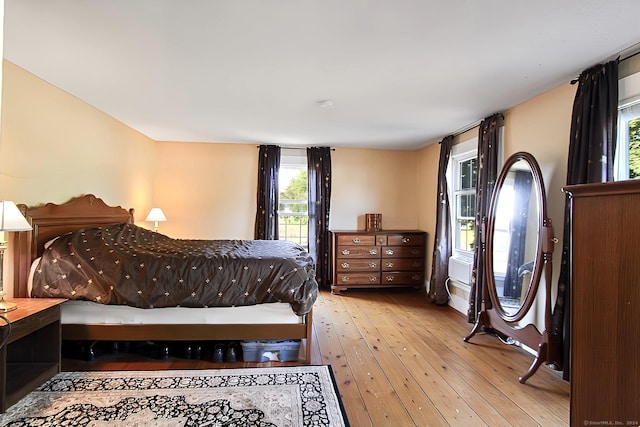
[331, 230, 427, 294]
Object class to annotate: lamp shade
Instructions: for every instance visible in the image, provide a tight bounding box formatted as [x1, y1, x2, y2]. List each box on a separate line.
[145, 208, 167, 222]
[0, 201, 31, 232]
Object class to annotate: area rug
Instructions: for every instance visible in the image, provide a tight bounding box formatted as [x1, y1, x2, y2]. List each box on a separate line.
[0, 365, 349, 426]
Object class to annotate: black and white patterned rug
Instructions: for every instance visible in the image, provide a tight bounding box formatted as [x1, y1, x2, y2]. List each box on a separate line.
[0, 366, 349, 426]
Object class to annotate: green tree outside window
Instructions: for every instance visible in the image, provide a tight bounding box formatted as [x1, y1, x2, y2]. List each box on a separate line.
[629, 117, 640, 179]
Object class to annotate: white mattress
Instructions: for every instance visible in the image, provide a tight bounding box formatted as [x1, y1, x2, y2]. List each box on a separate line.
[61, 300, 303, 325]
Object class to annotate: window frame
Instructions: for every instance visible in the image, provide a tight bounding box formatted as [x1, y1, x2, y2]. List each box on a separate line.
[448, 137, 478, 262]
[616, 69, 640, 181]
[615, 101, 640, 181]
[278, 148, 309, 249]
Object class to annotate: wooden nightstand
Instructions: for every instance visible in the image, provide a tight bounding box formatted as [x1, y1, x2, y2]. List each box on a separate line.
[0, 298, 66, 413]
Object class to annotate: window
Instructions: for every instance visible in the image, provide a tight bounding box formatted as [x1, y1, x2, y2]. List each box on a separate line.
[616, 69, 640, 181]
[615, 102, 640, 180]
[448, 138, 478, 259]
[279, 149, 309, 249]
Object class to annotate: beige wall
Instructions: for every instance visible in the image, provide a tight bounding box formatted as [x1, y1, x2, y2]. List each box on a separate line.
[0, 61, 157, 209]
[153, 141, 258, 240]
[416, 141, 440, 272]
[330, 148, 420, 231]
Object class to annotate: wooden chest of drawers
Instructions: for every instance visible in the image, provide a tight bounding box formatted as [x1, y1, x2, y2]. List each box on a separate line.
[331, 230, 427, 294]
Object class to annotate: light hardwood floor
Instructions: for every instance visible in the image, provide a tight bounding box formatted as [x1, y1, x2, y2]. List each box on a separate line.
[310, 289, 569, 426]
[63, 289, 570, 426]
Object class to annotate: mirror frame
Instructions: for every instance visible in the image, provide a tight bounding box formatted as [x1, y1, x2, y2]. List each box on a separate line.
[464, 151, 560, 384]
[485, 151, 546, 323]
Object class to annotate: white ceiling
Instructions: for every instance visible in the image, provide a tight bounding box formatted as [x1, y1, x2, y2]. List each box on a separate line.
[4, 1, 640, 150]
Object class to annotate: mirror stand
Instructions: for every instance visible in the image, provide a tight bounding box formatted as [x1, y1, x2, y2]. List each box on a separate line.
[464, 221, 556, 383]
[463, 152, 561, 384]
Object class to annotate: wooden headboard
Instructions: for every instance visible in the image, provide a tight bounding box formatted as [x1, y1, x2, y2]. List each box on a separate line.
[13, 194, 134, 298]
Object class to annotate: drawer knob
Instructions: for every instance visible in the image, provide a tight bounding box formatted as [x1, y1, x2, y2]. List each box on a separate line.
[352, 237, 361, 244]
[385, 249, 394, 255]
[370, 249, 378, 255]
[411, 275, 421, 281]
[342, 249, 351, 255]
[386, 276, 394, 282]
[341, 277, 350, 282]
[341, 262, 350, 269]
[369, 262, 377, 269]
[386, 262, 394, 268]
[402, 237, 410, 243]
[412, 261, 420, 267]
[411, 249, 420, 255]
[369, 276, 377, 282]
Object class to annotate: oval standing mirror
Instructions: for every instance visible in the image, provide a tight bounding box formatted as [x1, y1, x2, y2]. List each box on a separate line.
[487, 154, 543, 322]
[464, 152, 559, 384]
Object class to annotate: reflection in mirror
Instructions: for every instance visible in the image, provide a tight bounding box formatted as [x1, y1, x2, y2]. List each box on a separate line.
[492, 160, 538, 317]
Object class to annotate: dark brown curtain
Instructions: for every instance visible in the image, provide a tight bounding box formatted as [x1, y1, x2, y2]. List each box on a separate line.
[468, 113, 502, 323]
[429, 135, 454, 304]
[254, 144, 281, 240]
[307, 147, 332, 288]
[552, 60, 618, 380]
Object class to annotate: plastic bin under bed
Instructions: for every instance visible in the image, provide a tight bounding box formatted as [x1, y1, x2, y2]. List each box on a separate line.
[240, 340, 301, 362]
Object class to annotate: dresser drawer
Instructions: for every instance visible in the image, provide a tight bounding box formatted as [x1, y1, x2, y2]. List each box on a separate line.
[336, 246, 380, 258]
[387, 233, 425, 246]
[335, 273, 381, 285]
[374, 235, 388, 245]
[336, 235, 376, 246]
[382, 271, 424, 284]
[336, 259, 379, 272]
[381, 259, 424, 271]
[381, 246, 424, 258]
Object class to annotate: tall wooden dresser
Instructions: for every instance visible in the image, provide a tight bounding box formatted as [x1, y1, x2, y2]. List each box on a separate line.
[331, 230, 427, 294]
[564, 181, 640, 425]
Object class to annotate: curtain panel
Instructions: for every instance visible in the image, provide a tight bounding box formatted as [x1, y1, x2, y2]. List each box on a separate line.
[254, 145, 281, 240]
[468, 113, 502, 323]
[429, 135, 454, 304]
[552, 60, 618, 379]
[307, 147, 332, 289]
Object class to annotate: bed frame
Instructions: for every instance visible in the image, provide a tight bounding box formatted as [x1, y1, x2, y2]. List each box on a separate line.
[13, 194, 313, 363]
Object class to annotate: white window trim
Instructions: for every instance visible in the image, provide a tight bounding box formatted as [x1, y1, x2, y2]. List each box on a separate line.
[448, 137, 478, 265]
[278, 148, 309, 249]
[616, 71, 640, 181]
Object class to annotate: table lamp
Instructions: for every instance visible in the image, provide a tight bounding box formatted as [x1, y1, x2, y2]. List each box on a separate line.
[0, 201, 32, 312]
[145, 208, 167, 232]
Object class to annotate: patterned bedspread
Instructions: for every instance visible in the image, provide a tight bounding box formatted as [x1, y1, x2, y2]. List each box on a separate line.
[31, 223, 318, 315]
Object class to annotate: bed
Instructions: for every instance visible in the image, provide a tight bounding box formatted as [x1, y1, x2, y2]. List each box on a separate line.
[13, 194, 317, 363]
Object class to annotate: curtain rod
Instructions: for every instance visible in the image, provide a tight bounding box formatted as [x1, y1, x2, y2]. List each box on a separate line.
[256, 145, 335, 151]
[619, 40, 640, 63]
[621, 49, 640, 63]
[450, 112, 505, 138]
[451, 120, 481, 138]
